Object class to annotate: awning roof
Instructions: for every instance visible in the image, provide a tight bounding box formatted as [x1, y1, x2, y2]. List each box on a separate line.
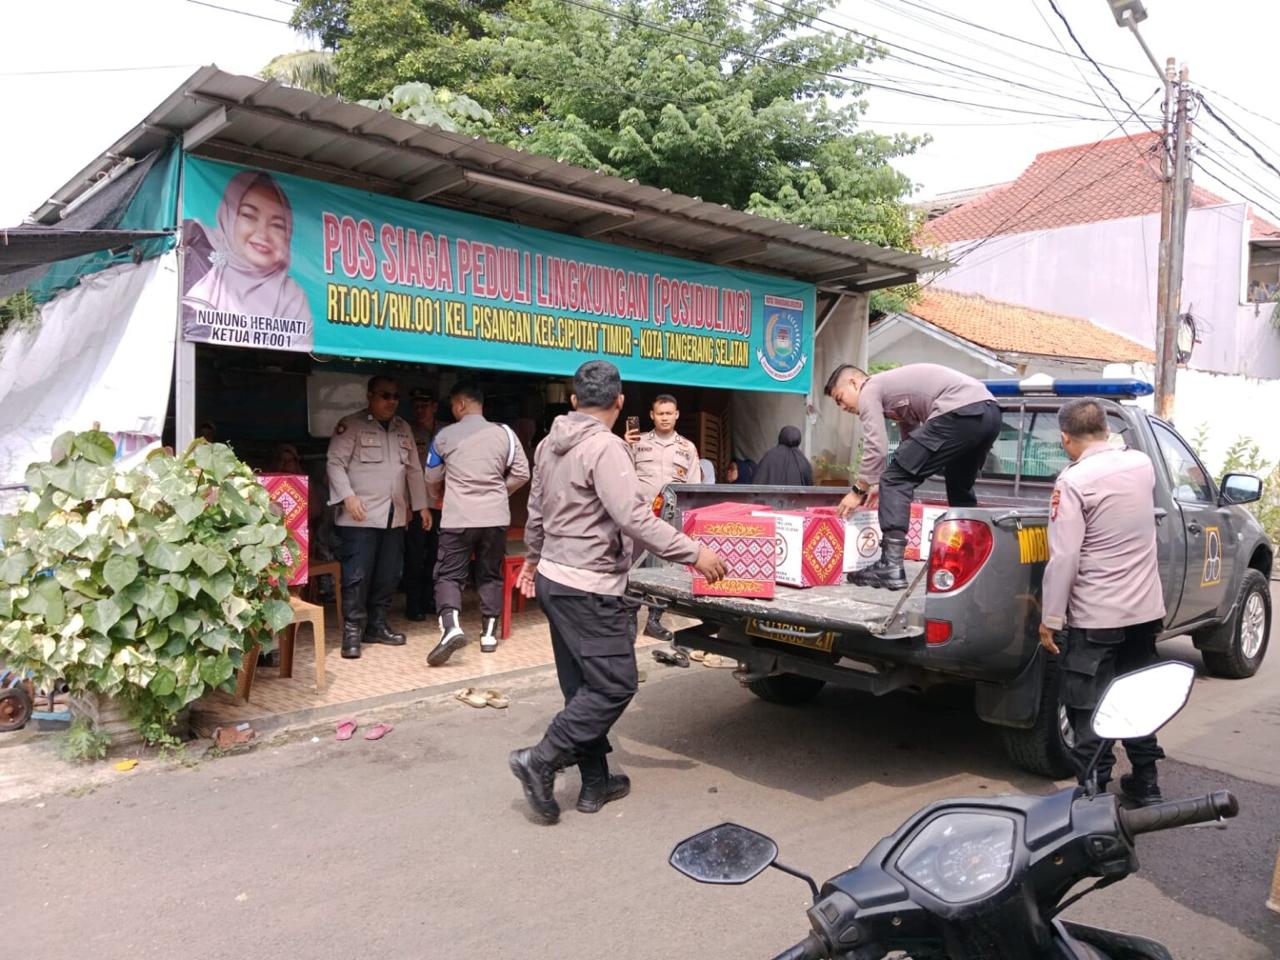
[29, 67, 945, 295]
[0, 227, 169, 276]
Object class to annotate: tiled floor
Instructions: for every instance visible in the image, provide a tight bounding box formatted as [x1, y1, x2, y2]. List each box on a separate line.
[192, 598, 557, 730]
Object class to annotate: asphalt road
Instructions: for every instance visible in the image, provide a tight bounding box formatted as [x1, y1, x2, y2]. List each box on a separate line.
[8, 634, 1279, 959]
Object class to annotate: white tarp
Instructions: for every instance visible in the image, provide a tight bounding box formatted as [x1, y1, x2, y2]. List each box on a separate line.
[0, 253, 177, 489]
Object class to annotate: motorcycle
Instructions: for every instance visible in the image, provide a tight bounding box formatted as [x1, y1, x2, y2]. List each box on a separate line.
[669, 660, 1239, 960]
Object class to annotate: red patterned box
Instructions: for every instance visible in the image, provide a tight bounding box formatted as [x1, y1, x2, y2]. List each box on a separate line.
[749, 507, 845, 588]
[905, 503, 948, 562]
[683, 504, 776, 599]
[259, 473, 309, 586]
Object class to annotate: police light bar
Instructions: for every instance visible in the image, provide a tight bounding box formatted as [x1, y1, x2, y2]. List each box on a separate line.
[983, 375, 1154, 398]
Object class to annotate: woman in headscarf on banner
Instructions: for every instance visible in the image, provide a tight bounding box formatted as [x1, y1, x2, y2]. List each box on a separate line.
[182, 170, 312, 337]
[753, 426, 813, 486]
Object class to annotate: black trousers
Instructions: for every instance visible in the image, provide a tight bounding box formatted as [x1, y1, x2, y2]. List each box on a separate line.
[535, 575, 640, 761]
[1061, 620, 1166, 785]
[337, 525, 405, 627]
[879, 400, 1002, 535]
[403, 508, 441, 617]
[434, 526, 506, 618]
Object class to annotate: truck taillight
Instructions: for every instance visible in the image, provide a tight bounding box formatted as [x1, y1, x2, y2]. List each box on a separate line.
[927, 520, 993, 593]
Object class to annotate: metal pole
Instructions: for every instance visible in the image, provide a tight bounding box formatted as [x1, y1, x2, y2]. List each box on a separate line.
[1161, 66, 1192, 422]
[1154, 58, 1175, 416]
[173, 153, 196, 451]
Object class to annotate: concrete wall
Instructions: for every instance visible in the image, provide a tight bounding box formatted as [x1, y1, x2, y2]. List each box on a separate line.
[935, 203, 1280, 378]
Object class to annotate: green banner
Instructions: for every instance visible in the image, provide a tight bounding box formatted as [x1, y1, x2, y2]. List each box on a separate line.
[180, 156, 814, 392]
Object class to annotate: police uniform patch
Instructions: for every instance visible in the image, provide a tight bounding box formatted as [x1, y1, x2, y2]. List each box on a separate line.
[675, 465, 687, 478]
[1050, 487, 1061, 520]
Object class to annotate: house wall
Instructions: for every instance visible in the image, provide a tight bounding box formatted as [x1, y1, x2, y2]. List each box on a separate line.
[935, 203, 1280, 378]
[869, 326, 1106, 380]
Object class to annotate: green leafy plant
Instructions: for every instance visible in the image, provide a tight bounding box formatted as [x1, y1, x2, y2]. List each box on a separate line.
[0, 432, 296, 742]
[59, 717, 111, 763]
[1219, 437, 1280, 546]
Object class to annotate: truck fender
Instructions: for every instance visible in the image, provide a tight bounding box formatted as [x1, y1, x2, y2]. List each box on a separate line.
[974, 648, 1045, 729]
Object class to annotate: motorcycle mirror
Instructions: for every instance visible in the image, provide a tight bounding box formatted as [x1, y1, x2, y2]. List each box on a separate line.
[669, 823, 779, 885]
[1091, 661, 1196, 740]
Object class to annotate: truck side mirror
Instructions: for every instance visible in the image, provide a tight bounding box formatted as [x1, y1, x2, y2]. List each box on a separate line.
[1220, 473, 1263, 506]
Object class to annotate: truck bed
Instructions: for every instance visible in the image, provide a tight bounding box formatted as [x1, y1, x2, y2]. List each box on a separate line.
[629, 563, 928, 637]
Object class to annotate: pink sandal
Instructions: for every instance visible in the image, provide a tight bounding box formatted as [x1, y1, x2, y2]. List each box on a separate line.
[335, 719, 358, 741]
[364, 722, 394, 741]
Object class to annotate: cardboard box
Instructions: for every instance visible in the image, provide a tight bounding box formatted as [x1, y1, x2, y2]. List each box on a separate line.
[750, 507, 845, 588]
[844, 511, 883, 572]
[684, 504, 776, 599]
[906, 503, 948, 562]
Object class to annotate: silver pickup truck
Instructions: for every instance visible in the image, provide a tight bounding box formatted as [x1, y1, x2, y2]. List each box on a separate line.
[629, 379, 1273, 778]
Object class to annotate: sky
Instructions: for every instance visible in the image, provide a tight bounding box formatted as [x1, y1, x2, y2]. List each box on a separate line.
[2, 0, 1278, 227]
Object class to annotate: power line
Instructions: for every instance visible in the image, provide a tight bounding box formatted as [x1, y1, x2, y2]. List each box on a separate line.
[184, 0, 293, 26]
[1197, 94, 1280, 186]
[1193, 158, 1280, 226]
[0, 64, 196, 77]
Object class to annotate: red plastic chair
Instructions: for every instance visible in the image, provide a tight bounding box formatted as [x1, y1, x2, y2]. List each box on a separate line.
[501, 554, 528, 639]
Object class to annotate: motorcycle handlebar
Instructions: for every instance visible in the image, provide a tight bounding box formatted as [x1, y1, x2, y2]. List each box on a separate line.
[1120, 790, 1239, 836]
[768, 933, 827, 960]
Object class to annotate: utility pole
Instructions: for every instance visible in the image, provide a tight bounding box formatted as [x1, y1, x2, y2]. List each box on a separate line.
[1154, 57, 1174, 418]
[1160, 66, 1193, 421]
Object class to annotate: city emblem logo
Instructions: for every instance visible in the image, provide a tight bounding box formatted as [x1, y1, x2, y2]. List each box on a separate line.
[758, 295, 809, 382]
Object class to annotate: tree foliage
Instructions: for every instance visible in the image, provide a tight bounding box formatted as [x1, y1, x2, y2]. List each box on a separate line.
[0, 434, 296, 741]
[291, 0, 925, 249]
[261, 50, 339, 96]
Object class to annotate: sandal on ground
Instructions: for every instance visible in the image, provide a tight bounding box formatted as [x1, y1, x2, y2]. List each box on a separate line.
[688, 650, 707, 662]
[335, 719, 358, 741]
[702, 654, 738, 668]
[483, 689, 510, 709]
[363, 722, 394, 740]
[455, 687, 489, 708]
[652, 647, 690, 668]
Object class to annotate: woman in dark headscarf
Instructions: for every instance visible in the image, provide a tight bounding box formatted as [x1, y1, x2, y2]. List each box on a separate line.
[726, 458, 756, 484]
[753, 426, 813, 486]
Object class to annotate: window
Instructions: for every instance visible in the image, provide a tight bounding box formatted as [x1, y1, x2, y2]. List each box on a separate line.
[981, 407, 1131, 482]
[1149, 418, 1214, 503]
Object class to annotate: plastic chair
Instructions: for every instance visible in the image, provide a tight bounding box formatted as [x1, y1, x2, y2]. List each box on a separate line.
[306, 559, 342, 617]
[501, 554, 528, 639]
[278, 595, 327, 692]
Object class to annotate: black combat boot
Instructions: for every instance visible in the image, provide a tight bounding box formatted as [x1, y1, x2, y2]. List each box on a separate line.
[1120, 764, 1164, 806]
[509, 743, 572, 825]
[427, 609, 467, 666]
[644, 610, 674, 643]
[341, 621, 363, 659]
[364, 619, 406, 646]
[576, 756, 631, 813]
[849, 533, 908, 590]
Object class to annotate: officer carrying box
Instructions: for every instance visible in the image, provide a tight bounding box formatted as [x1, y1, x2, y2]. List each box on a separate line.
[327, 375, 431, 659]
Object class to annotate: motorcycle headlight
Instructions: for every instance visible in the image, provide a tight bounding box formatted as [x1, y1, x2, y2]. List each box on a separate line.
[895, 813, 1015, 904]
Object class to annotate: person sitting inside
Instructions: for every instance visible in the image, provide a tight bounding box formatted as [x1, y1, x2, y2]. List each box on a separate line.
[752, 426, 814, 486]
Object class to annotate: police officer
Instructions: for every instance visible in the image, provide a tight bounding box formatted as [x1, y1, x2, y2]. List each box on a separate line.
[1040, 398, 1167, 804]
[625, 393, 701, 641]
[510, 361, 727, 825]
[425, 382, 530, 665]
[403, 388, 440, 621]
[826, 363, 1001, 590]
[327, 375, 431, 659]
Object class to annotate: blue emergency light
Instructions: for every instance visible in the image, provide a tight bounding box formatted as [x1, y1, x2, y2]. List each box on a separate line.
[982, 376, 1153, 398]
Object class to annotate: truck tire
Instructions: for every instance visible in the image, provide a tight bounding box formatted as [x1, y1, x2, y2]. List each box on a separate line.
[747, 674, 826, 706]
[1197, 569, 1271, 679]
[999, 657, 1075, 779]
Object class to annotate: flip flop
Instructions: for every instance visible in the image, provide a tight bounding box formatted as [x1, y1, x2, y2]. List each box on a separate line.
[364, 722, 394, 741]
[688, 650, 707, 662]
[652, 647, 690, 668]
[483, 689, 510, 709]
[335, 719, 358, 741]
[455, 687, 489, 708]
[702, 654, 737, 668]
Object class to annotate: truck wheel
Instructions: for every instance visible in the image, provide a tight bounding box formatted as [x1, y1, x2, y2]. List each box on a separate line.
[0, 686, 33, 732]
[1197, 569, 1271, 679]
[747, 674, 826, 706]
[999, 657, 1075, 779]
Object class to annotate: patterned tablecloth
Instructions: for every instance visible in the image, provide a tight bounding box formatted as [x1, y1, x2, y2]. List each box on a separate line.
[258, 473, 309, 586]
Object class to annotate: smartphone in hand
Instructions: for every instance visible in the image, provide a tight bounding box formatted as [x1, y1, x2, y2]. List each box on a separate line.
[625, 416, 640, 434]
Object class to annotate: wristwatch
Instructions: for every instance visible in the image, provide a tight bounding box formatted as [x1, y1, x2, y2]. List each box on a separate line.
[850, 481, 869, 497]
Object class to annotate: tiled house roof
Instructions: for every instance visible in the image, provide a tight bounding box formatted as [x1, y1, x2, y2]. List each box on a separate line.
[905, 289, 1156, 364]
[922, 132, 1280, 244]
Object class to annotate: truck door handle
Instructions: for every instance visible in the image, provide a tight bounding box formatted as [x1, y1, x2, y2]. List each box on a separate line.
[1154, 509, 1167, 525]
[1188, 521, 1202, 535]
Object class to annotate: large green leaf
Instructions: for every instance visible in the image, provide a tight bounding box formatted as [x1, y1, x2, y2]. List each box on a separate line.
[239, 544, 273, 574]
[103, 554, 140, 593]
[142, 625, 170, 652]
[150, 668, 177, 697]
[109, 612, 140, 642]
[155, 514, 189, 543]
[17, 577, 66, 627]
[200, 568, 235, 602]
[44, 523, 86, 554]
[259, 523, 288, 548]
[73, 431, 116, 466]
[142, 540, 193, 573]
[262, 598, 295, 634]
[0, 549, 33, 584]
[202, 626, 234, 652]
[198, 652, 235, 686]
[189, 542, 229, 576]
[83, 596, 126, 635]
[171, 494, 206, 525]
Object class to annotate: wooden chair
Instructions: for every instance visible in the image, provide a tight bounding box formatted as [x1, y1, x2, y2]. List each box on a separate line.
[234, 595, 327, 701]
[306, 559, 342, 616]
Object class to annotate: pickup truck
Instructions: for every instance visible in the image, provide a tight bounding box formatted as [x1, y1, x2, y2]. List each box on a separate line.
[629, 379, 1273, 778]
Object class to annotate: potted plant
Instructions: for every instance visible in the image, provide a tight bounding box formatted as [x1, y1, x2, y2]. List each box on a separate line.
[0, 431, 296, 749]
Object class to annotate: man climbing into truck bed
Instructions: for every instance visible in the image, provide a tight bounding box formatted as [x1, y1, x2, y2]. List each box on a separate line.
[826, 363, 1002, 590]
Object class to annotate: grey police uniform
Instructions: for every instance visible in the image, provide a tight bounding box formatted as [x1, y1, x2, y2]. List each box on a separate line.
[629, 429, 701, 634]
[326, 409, 428, 638]
[1043, 442, 1167, 786]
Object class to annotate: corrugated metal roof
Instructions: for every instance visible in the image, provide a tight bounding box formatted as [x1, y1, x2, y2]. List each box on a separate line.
[31, 67, 945, 293]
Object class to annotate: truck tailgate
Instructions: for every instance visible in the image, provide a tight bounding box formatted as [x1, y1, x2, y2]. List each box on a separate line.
[629, 563, 927, 638]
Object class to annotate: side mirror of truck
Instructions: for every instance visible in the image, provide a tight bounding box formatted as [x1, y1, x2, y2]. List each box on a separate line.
[1220, 473, 1263, 506]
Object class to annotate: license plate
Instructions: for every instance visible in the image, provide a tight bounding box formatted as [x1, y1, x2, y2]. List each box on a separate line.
[745, 618, 836, 653]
